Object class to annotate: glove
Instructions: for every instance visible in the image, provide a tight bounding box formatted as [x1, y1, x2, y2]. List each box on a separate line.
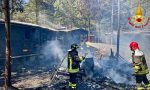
[133, 65, 140, 73]
[82, 56, 85, 60]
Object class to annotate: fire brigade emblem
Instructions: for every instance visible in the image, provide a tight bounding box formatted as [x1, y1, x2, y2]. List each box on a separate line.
[128, 3, 150, 28]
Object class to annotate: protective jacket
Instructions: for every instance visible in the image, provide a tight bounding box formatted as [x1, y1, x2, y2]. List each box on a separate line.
[68, 49, 84, 73]
[132, 49, 149, 75]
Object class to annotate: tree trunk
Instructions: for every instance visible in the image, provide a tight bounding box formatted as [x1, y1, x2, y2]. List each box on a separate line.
[0, 0, 3, 19]
[88, 16, 90, 41]
[0, 11, 2, 19]
[4, 0, 12, 89]
[116, 0, 120, 61]
[35, 0, 39, 24]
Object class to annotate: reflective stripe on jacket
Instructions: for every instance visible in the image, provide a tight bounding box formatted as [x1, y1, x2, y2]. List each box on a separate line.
[132, 49, 149, 75]
[68, 50, 83, 73]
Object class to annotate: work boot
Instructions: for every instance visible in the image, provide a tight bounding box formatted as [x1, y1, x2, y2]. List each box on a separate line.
[69, 87, 76, 90]
[146, 87, 150, 90]
[137, 86, 145, 90]
[69, 82, 72, 90]
[146, 84, 150, 90]
[71, 87, 76, 90]
[71, 83, 76, 90]
[136, 83, 144, 90]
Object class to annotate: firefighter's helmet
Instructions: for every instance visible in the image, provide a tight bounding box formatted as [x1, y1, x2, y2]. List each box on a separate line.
[71, 44, 79, 50]
[129, 41, 139, 51]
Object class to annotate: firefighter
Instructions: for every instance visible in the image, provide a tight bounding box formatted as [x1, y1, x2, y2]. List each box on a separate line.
[68, 43, 85, 90]
[129, 41, 150, 90]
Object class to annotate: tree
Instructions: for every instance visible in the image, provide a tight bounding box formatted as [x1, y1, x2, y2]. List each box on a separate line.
[3, 0, 11, 89]
[0, 0, 24, 89]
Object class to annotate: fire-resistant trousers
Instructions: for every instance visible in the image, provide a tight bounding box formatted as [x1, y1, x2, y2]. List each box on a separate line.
[135, 74, 149, 85]
[69, 73, 77, 89]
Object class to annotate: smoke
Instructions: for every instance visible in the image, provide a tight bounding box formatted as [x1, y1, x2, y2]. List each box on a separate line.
[41, 40, 65, 68]
[79, 43, 135, 85]
[93, 57, 135, 85]
[106, 30, 150, 83]
[118, 33, 150, 79]
[109, 69, 127, 84]
[109, 60, 135, 84]
[78, 31, 150, 85]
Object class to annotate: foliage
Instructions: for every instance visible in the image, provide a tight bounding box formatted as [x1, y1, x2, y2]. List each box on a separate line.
[1, 0, 150, 30]
[0, 0, 24, 19]
[12, 0, 94, 29]
[13, 0, 36, 23]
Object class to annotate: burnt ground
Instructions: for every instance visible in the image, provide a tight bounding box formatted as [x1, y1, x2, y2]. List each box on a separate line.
[0, 55, 138, 90]
[0, 70, 136, 90]
[0, 57, 138, 90]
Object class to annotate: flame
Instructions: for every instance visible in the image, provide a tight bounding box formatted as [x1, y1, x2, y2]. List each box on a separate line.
[135, 3, 143, 16]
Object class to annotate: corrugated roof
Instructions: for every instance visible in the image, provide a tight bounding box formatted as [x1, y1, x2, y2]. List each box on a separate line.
[0, 19, 82, 32]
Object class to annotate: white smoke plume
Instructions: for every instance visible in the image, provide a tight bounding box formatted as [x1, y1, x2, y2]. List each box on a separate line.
[41, 40, 65, 67]
[93, 57, 135, 85]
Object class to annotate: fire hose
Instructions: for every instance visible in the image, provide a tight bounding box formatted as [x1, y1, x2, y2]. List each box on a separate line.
[49, 52, 88, 84]
[49, 41, 88, 83]
[49, 53, 68, 84]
